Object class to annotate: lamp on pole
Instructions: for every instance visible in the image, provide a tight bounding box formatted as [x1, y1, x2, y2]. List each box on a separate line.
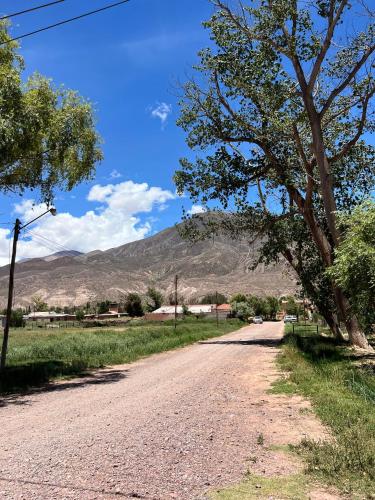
[0, 207, 57, 371]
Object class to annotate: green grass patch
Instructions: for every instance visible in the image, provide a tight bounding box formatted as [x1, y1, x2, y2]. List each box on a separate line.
[0, 318, 242, 394]
[211, 472, 308, 499]
[275, 324, 375, 497]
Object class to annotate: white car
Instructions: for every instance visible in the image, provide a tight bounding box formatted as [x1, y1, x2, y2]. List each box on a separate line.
[284, 315, 297, 323]
[253, 316, 263, 324]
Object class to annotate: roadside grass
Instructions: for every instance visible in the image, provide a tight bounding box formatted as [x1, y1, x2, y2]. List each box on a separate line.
[273, 324, 375, 497]
[212, 472, 309, 499]
[0, 318, 242, 394]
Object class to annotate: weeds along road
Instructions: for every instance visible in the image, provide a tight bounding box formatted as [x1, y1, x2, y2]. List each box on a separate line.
[0, 322, 326, 499]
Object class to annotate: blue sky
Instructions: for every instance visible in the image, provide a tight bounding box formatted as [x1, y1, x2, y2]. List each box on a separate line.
[0, 0, 215, 264]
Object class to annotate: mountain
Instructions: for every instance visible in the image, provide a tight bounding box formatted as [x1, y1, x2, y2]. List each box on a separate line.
[0, 223, 296, 307]
[19, 250, 83, 263]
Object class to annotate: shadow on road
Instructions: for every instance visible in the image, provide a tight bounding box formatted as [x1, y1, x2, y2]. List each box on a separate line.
[0, 367, 129, 407]
[199, 338, 281, 348]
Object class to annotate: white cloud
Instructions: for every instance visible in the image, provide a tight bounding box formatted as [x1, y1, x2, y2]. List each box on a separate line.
[187, 204, 206, 216]
[109, 169, 122, 179]
[0, 181, 176, 266]
[150, 102, 172, 128]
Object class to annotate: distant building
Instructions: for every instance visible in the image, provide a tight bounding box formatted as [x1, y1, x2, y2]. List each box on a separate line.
[26, 311, 76, 322]
[216, 303, 232, 319]
[145, 304, 222, 321]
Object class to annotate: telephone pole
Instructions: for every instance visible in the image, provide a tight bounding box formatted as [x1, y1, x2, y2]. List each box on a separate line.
[0, 208, 56, 371]
[0, 219, 21, 371]
[174, 274, 178, 330]
[215, 290, 219, 328]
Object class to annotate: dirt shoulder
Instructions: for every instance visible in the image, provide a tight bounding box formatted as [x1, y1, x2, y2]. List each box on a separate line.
[0, 322, 335, 499]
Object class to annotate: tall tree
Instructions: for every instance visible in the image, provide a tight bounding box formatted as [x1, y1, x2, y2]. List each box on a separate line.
[0, 21, 102, 202]
[175, 0, 374, 348]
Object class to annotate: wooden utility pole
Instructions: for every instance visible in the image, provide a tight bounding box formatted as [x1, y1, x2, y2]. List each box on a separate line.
[174, 274, 178, 330]
[0, 219, 21, 371]
[0, 208, 56, 371]
[215, 290, 219, 328]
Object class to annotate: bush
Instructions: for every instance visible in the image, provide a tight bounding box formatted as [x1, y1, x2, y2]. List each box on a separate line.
[125, 293, 144, 317]
[9, 310, 25, 328]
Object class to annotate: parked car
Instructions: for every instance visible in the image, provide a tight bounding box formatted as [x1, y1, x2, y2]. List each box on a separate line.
[253, 316, 263, 324]
[284, 315, 297, 323]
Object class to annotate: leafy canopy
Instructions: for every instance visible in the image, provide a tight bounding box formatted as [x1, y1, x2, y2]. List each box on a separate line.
[175, 0, 374, 346]
[0, 21, 102, 203]
[328, 200, 375, 333]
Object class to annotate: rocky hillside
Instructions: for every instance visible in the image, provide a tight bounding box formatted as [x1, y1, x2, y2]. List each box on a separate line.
[0, 223, 296, 307]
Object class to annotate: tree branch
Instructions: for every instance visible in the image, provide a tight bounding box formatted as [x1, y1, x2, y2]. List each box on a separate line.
[329, 85, 375, 163]
[308, 0, 348, 91]
[320, 44, 375, 117]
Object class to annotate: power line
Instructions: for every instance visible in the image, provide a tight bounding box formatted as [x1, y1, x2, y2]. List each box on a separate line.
[0, 1, 66, 21]
[2, 0, 131, 45]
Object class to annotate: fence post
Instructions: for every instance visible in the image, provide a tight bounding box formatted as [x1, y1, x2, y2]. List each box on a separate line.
[292, 323, 294, 335]
[316, 324, 319, 335]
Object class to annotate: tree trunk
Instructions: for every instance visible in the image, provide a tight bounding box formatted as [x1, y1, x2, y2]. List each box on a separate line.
[334, 288, 372, 350]
[321, 310, 346, 342]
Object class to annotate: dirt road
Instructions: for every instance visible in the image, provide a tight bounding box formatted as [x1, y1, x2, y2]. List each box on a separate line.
[0, 322, 327, 499]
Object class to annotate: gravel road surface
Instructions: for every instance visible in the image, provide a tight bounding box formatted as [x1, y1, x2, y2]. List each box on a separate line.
[0, 322, 327, 499]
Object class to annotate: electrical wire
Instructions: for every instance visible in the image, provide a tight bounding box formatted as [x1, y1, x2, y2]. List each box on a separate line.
[0, 1, 66, 21]
[23, 228, 75, 254]
[2, 0, 131, 45]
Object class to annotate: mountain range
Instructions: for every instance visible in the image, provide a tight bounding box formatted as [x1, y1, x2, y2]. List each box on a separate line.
[0, 222, 296, 307]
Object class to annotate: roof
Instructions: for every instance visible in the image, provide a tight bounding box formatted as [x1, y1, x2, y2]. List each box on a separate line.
[26, 311, 73, 318]
[216, 303, 232, 311]
[152, 305, 215, 314]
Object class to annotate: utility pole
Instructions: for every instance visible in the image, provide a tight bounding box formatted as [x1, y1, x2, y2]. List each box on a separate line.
[174, 274, 178, 330]
[215, 290, 219, 328]
[0, 219, 21, 371]
[0, 208, 56, 371]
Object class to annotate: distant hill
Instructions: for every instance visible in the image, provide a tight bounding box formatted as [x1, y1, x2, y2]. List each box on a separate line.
[19, 250, 83, 263]
[0, 222, 296, 307]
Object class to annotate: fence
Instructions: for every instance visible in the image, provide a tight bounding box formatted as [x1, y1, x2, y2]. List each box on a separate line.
[292, 322, 319, 335]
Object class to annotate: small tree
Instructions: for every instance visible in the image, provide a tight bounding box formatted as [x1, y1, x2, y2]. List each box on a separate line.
[125, 293, 144, 317]
[31, 295, 48, 312]
[200, 292, 227, 305]
[266, 296, 279, 320]
[97, 301, 110, 314]
[230, 293, 247, 303]
[75, 310, 85, 321]
[9, 309, 25, 328]
[231, 301, 254, 321]
[145, 287, 163, 312]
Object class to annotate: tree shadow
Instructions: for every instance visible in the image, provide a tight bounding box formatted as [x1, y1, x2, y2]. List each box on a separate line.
[199, 338, 281, 348]
[284, 332, 375, 364]
[0, 361, 128, 405]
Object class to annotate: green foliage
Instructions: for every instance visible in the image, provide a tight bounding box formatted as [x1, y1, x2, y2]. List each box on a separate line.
[125, 293, 144, 317]
[175, 0, 374, 343]
[145, 287, 163, 312]
[266, 296, 280, 320]
[75, 310, 84, 321]
[327, 201, 375, 334]
[1, 319, 242, 393]
[181, 303, 191, 316]
[97, 301, 110, 314]
[9, 309, 25, 328]
[231, 301, 253, 321]
[277, 325, 375, 495]
[0, 21, 102, 202]
[200, 292, 227, 305]
[230, 293, 247, 303]
[31, 295, 48, 312]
